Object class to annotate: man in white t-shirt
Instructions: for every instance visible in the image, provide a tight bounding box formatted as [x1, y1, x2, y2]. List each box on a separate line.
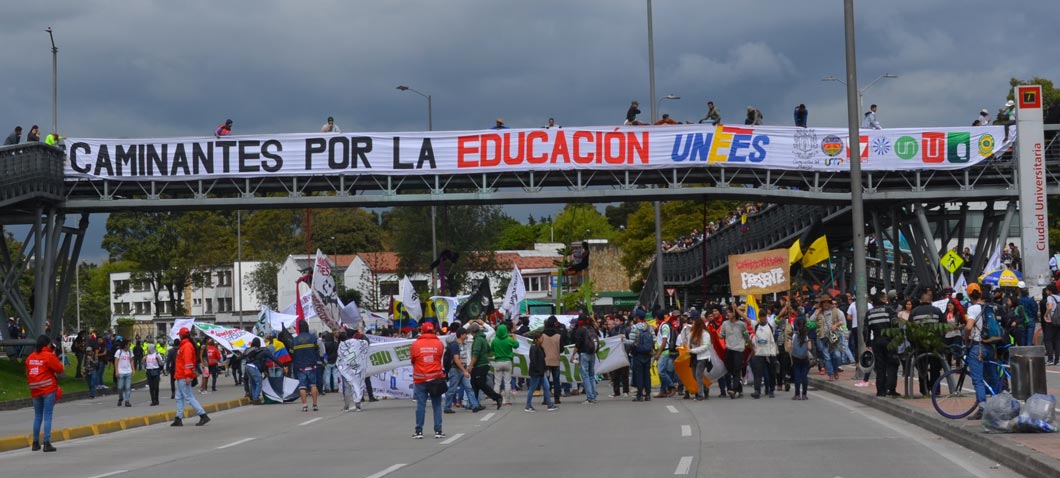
[963, 290, 996, 420]
[114, 338, 137, 407]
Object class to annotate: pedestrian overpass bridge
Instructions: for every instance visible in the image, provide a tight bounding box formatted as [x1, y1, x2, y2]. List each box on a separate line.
[0, 122, 1057, 338]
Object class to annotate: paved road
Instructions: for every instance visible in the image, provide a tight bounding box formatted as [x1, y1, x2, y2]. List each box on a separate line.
[0, 383, 1031, 478]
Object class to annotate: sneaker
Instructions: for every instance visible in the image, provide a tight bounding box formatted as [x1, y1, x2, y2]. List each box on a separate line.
[31, 442, 40, 451]
[342, 406, 350, 412]
[854, 381, 871, 388]
[967, 409, 983, 420]
[413, 431, 424, 439]
[622, 393, 629, 397]
[354, 405, 362, 412]
[472, 405, 486, 413]
[434, 431, 446, 439]
[124, 401, 131, 407]
[608, 393, 617, 398]
[117, 399, 123, 407]
[444, 409, 455, 414]
[547, 405, 558, 411]
[524, 407, 536, 412]
[171, 417, 183, 427]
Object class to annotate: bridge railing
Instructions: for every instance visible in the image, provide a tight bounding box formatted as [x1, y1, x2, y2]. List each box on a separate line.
[0, 143, 66, 209]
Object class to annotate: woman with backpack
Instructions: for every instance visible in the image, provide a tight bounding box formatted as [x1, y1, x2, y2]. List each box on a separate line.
[787, 317, 813, 400]
[750, 313, 778, 399]
[624, 314, 655, 402]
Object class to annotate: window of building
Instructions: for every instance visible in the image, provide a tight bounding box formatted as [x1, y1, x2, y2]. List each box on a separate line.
[217, 270, 233, 287]
[379, 282, 399, 297]
[205, 298, 213, 314]
[113, 279, 130, 295]
[523, 276, 547, 292]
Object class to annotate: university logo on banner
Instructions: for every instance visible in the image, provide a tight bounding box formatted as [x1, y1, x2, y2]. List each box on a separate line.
[728, 249, 790, 296]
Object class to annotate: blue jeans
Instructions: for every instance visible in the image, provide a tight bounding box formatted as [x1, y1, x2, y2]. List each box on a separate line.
[32, 392, 56, 443]
[413, 382, 443, 434]
[445, 368, 478, 410]
[246, 365, 263, 400]
[175, 379, 206, 417]
[967, 343, 997, 405]
[323, 363, 340, 392]
[657, 353, 676, 391]
[579, 353, 597, 401]
[1023, 323, 1037, 347]
[526, 375, 553, 409]
[117, 373, 132, 402]
[631, 354, 652, 398]
[85, 369, 97, 397]
[817, 339, 844, 376]
[791, 358, 810, 396]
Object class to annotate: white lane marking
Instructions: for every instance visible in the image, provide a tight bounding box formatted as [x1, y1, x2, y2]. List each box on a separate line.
[480, 412, 496, 422]
[299, 417, 323, 426]
[440, 433, 464, 445]
[364, 464, 406, 478]
[812, 392, 991, 478]
[666, 405, 679, 414]
[680, 425, 692, 437]
[216, 437, 255, 450]
[674, 456, 693, 475]
[86, 471, 128, 478]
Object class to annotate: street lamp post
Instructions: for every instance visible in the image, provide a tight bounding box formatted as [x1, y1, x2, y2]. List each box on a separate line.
[646, 0, 666, 310]
[396, 85, 438, 293]
[655, 94, 680, 121]
[46, 27, 58, 135]
[822, 73, 897, 118]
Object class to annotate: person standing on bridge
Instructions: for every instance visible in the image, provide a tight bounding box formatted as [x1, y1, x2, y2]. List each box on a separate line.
[794, 104, 808, 127]
[26, 125, 40, 142]
[624, 101, 643, 125]
[214, 119, 233, 138]
[321, 116, 341, 133]
[863, 104, 882, 130]
[172, 327, 210, 427]
[4, 126, 21, 145]
[699, 101, 722, 125]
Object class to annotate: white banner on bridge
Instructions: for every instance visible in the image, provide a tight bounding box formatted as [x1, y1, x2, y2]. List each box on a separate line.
[65, 125, 1013, 180]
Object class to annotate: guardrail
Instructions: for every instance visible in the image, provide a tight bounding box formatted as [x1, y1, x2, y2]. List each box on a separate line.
[0, 143, 66, 209]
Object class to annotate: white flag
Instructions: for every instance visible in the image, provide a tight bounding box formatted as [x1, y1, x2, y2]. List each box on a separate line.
[953, 273, 969, 297]
[399, 275, 422, 320]
[311, 249, 343, 331]
[500, 265, 526, 318]
[339, 296, 362, 327]
[983, 246, 1001, 273]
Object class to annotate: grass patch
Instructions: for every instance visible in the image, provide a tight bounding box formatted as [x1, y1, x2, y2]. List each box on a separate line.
[0, 358, 146, 402]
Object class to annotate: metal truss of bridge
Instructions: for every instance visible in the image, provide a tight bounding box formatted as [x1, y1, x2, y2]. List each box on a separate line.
[0, 126, 1058, 334]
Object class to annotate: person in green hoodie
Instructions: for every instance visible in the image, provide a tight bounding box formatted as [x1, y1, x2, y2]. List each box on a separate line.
[469, 323, 504, 409]
[491, 323, 519, 405]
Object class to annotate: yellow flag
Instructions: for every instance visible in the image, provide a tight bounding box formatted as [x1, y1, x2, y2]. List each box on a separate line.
[801, 235, 829, 268]
[789, 240, 803, 265]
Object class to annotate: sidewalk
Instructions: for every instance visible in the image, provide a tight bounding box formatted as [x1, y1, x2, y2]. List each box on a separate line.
[0, 375, 250, 451]
[810, 366, 1060, 478]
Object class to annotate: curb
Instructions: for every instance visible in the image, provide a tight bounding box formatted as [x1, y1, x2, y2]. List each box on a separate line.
[810, 378, 1060, 478]
[0, 397, 250, 453]
[0, 379, 149, 411]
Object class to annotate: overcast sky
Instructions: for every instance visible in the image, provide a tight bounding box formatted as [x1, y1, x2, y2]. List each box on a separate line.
[3, 0, 1057, 262]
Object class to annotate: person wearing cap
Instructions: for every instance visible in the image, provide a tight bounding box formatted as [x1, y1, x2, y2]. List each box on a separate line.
[321, 116, 341, 133]
[653, 310, 679, 398]
[909, 291, 945, 394]
[975, 109, 992, 126]
[173, 328, 210, 427]
[83, 343, 99, 398]
[864, 292, 899, 397]
[214, 119, 233, 138]
[624, 310, 655, 401]
[410, 322, 446, 439]
[1017, 282, 1038, 347]
[491, 118, 509, 130]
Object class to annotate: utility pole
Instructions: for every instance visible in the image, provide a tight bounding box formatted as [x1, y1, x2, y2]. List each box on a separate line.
[843, 0, 870, 378]
[237, 210, 244, 329]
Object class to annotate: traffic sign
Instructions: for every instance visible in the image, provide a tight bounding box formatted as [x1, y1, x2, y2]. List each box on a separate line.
[940, 250, 964, 274]
[665, 288, 676, 298]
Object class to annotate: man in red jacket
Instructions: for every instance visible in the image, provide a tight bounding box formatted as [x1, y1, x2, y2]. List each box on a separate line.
[26, 335, 63, 452]
[172, 328, 210, 427]
[410, 322, 446, 439]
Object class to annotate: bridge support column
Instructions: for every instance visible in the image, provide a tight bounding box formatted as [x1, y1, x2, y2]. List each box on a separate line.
[0, 211, 88, 341]
[915, 205, 949, 288]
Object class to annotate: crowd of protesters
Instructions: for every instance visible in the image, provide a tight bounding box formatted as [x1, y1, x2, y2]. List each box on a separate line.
[663, 203, 765, 253]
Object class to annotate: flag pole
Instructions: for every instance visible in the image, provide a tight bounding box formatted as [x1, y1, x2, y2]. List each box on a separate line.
[827, 256, 836, 291]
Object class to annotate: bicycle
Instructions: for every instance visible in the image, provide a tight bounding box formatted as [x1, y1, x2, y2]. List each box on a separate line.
[931, 343, 1012, 419]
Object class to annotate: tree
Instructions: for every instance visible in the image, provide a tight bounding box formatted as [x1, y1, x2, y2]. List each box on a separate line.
[604, 202, 640, 230]
[495, 217, 551, 250]
[551, 204, 617, 245]
[103, 212, 188, 318]
[617, 200, 737, 285]
[247, 260, 281, 310]
[308, 208, 386, 255]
